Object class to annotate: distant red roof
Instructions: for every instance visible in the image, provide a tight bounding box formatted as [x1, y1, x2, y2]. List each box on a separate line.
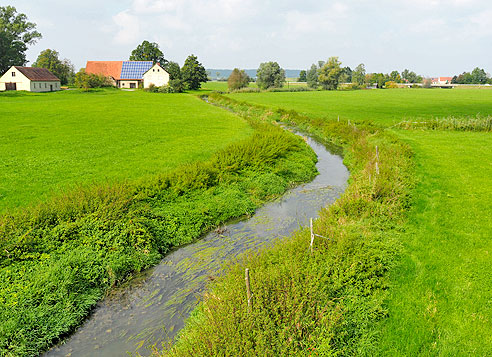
[15, 67, 60, 81]
[86, 61, 123, 80]
[439, 77, 453, 81]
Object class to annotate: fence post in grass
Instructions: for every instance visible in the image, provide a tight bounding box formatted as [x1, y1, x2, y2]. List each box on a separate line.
[245, 268, 252, 312]
[310, 218, 315, 254]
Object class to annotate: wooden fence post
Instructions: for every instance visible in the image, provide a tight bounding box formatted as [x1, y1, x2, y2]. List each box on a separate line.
[245, 268, 252, 312]
[310, 218, 315, 254]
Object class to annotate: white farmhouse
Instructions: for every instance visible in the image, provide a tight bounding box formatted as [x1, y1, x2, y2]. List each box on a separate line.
[85, 61, 169, 89]
[0, 66, 61, 92]
[143, 63, 170, 88]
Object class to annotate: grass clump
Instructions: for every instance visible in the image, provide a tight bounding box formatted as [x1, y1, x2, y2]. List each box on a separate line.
[168, 94, 414, 355]
[395, 115, 492, 132]
[0, 120, 317, 356]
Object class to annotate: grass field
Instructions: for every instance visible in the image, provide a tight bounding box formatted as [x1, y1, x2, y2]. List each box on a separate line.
[0, 89, 252, 213]
[0, 89, 318, 355]
[199, 89, 492, 354]
[229, 88, 492, 126]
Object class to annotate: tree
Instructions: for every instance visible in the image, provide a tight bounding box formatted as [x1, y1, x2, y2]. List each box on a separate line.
[471, 67, 488, 84]
[389, 70, 402, 83]
[352, 63, 366, 86]
[181, 54, 208, 90]
[0, 6, 42, 73]
[298, 70, 307, 82]
[165, 61, 181, 80]
[256, 62, 285, 89]
[339, 66, 352, 84]
[318, 57, 343, 90]
[130, 40, 167, 65]
[227, 68, 250, 90]
[32, 49, 75, 85]
[306, 64, 319, 88]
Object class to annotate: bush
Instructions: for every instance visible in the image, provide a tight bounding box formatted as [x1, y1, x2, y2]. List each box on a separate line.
[228, 68, 250, 91]
[74, 70, 113, 90]
[384, 81, 399, 89]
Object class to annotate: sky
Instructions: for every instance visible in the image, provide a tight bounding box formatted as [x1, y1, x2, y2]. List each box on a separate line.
[7, 0, 492, 76]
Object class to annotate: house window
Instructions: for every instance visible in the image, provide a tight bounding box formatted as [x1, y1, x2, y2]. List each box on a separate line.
[45, 83, 47, 88]
[34, 83, 36, 88]
[12, 72, 15, 77]
[153, 69, 155, 72]
[157, 69, 160, 72]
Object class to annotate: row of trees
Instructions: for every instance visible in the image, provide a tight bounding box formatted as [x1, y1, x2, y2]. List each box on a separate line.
[451, 68, 492, 85]
[300, 60, 425, 89]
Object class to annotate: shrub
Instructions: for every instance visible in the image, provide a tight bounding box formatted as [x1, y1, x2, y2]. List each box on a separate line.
[228, 68, 250, 91]
[74, 70, 113, 90]
[384, 81, 399, 89]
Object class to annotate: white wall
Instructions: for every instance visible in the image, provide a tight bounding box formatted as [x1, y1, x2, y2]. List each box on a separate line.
[143, 64, 169, 88]
[0, 66, 60, 92]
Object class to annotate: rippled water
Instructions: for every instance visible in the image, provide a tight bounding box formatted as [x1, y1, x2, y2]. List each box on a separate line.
[47, 132, 349, 357]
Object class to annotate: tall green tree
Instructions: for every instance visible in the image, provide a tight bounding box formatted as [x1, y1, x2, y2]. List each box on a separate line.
[32, 49, 75, 85]
[298, 70, 307, 82]
[129, 40, 167, 65]
[352, 63, 366, 86]
[256, 62, 285, 89]
[228, 68, 250, 90]
[318, 57, 342, 90]
[181, 54, 208, 90]
[306, 64, 319, 88]
[164, 61, 181, 80]
[0, 6, 42, 73]
[339, 66, 352, 83]
[389, 70, 402, 83]
[471, 67, 488, 84]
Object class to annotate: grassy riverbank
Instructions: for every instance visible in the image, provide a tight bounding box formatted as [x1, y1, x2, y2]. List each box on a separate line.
[0, 89, 252, 212]
[173, 89, 492, 355]
[169, 93, 414, 355]
[0, 93, 317, 356]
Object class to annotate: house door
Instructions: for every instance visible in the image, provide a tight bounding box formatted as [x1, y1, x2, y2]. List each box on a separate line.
[6, 83, 16, 91]
[130, 83, 136, 89]
[50, 84, 53, 92]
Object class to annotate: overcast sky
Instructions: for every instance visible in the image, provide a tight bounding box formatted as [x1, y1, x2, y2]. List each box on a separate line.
[8, 0, 492, 76]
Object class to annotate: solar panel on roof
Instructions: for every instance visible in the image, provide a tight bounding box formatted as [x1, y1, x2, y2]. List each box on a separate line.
[120, 61, 153, 79]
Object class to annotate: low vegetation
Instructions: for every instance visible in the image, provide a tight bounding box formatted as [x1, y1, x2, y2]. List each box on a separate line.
[169, 93, 414, 355]
[183, 89, 492, 354]
[0, 97, 317, 355]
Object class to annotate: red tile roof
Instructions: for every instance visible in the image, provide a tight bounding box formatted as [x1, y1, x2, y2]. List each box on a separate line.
[85, 61, 123, 80]
[15, 67, 60, 81]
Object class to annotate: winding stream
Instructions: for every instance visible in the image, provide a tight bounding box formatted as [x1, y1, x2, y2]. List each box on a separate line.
[47, 131, 349, 357]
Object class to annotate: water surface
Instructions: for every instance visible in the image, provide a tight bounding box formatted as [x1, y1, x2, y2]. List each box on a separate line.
[47, 132, 349, 356]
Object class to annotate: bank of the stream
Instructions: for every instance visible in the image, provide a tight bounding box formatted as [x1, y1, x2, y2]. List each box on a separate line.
[0, 116, 317, 356]
[168, 94, 415, 355]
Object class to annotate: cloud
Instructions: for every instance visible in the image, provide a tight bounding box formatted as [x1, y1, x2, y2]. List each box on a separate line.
[112, 10, 141, 45]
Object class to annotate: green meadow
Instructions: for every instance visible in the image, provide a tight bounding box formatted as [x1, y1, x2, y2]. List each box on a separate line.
[0, 89, 319, 355]
[0, 89, 252, 213]
[191, 88, 491, 354]
[229, 88, 492, 126]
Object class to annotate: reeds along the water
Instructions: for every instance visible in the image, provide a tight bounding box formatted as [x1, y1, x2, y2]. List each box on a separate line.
[397, 115, 492, 132]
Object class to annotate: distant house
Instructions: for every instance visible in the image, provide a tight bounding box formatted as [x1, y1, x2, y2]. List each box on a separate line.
[0, 66, 61, 92]
[432, 77, 453, 85]
[85, 61, 169, 89]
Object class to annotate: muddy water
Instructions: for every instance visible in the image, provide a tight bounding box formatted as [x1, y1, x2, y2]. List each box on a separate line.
[47, 132, 349, 357]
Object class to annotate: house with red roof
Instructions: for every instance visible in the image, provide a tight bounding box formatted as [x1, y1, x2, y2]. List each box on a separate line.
[432, 77, 453, 85]
[0, 66, 61, 92]
[85, 61, 169, 89]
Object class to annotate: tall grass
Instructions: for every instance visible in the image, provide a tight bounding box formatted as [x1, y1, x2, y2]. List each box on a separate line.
[168, 94, 414, 355]
[0, 122, 317, 356]
[395, 115, 492, 132]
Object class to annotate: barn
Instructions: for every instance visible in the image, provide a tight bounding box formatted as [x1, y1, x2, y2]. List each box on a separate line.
[85, 61, 169, 89]
[0, 66, 61, 92]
